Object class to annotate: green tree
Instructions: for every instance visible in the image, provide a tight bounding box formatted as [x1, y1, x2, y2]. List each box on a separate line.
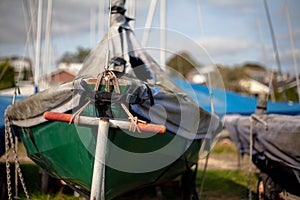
[219, 65, 249, 93]
[166, 51, 202, 77]
[275, 88, 299, 102]
[0, 61, 15, 89]
[22, 68, 29, 81]
[58, 46, 91, 63]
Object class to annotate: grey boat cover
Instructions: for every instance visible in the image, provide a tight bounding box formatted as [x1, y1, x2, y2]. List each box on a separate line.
[224, 114, 300, 171]
[6, 0, 222, 141]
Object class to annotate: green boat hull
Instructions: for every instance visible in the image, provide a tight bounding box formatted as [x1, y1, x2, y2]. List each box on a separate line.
[16, 119, 201, 199]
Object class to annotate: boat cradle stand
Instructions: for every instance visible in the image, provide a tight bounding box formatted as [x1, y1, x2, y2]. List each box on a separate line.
[43, 111, 166, 200]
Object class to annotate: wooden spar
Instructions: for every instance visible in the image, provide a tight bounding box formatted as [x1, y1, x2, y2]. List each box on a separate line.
[44, 109, 166, 199]
[43, 112, 166, 134]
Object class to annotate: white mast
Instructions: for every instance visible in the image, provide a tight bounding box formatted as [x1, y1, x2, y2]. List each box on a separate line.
[43, 0, 52, 89]
[285, 0, 300, 102]
[160, 0, 166, 70]
[34, 0, 43, 92]
[141, 0, 158, 47]
[127, 0, 136, 29]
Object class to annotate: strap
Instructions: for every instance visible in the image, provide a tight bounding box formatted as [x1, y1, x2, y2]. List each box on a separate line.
[95, 91, 139, 104]
[145, 84, 154, 106]
[111, 57, 126, 67]
[111, 6, 126, 15]
[77, 79, 154, 106]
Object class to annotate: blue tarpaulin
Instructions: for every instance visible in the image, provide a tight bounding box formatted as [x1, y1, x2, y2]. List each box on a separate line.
[0, 95, 25, 155]
[174, 78, 300, 116]
[0, 95, 26, 127]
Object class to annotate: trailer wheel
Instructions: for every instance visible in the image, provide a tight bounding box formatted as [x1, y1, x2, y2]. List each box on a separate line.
[257, 173, 283, 200]
[257, 174, 266, 200]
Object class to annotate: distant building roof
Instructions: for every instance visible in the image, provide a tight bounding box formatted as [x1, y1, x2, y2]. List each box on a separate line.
[49, 69, 75, 85]
[57, 62, 83, 76]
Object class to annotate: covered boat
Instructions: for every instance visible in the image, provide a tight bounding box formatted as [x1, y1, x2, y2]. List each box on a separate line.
[4, 0, 222, 199]
[224, 104, 300, 199]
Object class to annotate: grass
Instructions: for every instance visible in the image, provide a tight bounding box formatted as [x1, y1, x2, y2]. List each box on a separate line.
[12, 168, 257, 200]
[210, 138, 238, 154]
[199, 169, 257, 200]
[0, 138, 259, 199]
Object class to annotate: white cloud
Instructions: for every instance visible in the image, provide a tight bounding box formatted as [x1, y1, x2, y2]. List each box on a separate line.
[51, 1, 91, 35]
[201, 0, 258, 14]
[280, 48, 300, 64]
[0, 1, 26, 44]
[293, 28, 300, 40]
[198, 37, 253, 56]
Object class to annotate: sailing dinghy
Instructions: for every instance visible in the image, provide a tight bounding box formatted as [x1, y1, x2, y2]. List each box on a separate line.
[5, 0, 222, 199]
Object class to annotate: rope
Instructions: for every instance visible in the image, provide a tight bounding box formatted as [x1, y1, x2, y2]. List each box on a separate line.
[4, 110, 30, 200]
[251, 114, 268, 130]
[71, 70, 141, 132]
[70, 100, 91, 124]
[105, 71, 141, 132]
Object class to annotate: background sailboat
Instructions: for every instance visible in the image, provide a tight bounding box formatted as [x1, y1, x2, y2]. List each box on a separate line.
[223, 1, 300, 199]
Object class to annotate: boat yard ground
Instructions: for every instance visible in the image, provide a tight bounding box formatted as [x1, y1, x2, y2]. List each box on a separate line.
[0, 130, 259, 200]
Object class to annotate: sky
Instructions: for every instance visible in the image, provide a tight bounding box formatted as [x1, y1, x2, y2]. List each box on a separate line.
[0, 0, 300, 76]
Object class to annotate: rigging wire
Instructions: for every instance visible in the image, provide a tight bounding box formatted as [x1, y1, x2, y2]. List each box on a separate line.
[194, 1, 217, 199]
[263, 0, 287, 101]
[266, 60, 276, 102]
[28, 0, 37, 45]
[22, 0, 35, 68]
[285, 0, 300, 102]
[196, 0, 204, 38]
